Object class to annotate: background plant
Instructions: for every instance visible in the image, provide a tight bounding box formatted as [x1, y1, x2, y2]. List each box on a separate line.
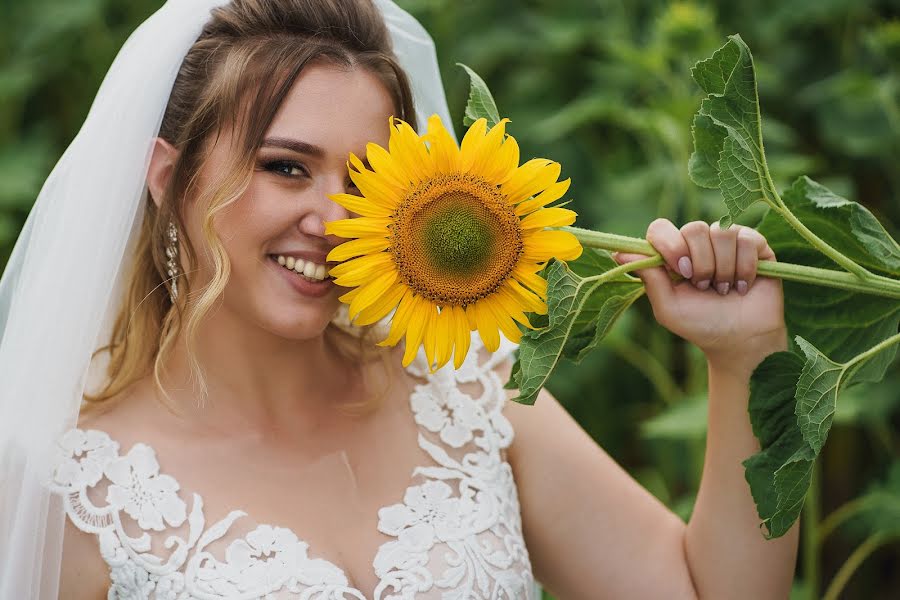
[2, 0, 898, 597]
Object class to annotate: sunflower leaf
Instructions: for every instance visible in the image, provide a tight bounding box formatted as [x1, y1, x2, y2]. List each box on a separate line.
[509, 249, 643, 405]
[457, 63, 501, 129]
[743, 333, 900, 539]
[689, 34, 780, 222]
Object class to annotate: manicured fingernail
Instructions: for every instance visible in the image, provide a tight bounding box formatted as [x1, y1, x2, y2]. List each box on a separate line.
[736, 280, 748, 295]
[696, 279, 711, 290]
[716, 281, 730, 295]
[677, 256, 693, 279]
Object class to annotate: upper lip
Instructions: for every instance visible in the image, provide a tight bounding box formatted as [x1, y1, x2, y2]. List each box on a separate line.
[269, 250, 337, 266]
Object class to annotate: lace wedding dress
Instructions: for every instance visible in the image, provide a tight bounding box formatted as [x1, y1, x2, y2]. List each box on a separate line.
[49, 332, 540, 599]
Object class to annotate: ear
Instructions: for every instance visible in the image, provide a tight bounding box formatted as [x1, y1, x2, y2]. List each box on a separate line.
[147, 137, 179, 209]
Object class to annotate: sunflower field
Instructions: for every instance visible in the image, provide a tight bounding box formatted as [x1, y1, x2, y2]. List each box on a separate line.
[2, 0, 898, 597]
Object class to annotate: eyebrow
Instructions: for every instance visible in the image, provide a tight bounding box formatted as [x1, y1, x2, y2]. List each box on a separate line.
[260, 136, 372, 169]
[261, 137, 326, 158]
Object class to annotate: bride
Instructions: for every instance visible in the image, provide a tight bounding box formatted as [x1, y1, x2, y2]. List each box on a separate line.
[0, 0, 798, 598]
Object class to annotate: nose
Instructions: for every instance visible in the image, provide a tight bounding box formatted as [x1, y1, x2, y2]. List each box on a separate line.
[296, 173, 353, 241]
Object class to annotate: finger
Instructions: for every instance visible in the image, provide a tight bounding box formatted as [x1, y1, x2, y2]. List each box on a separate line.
[645, 218, 693, 280]
[709, 221, 738, 295]
[679, 221, 715, 290]
[734, 227, 776, 295]
[612, 252, 675, 306]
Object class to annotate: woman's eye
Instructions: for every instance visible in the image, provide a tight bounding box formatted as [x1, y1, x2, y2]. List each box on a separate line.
[346, 178, 360, 192]
[262, 160, 309, 178]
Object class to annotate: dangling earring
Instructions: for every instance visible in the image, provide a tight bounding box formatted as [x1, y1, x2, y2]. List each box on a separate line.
[165, 220, 180, 302]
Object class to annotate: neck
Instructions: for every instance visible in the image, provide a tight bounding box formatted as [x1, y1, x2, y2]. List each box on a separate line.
[158, 305, 372, 435]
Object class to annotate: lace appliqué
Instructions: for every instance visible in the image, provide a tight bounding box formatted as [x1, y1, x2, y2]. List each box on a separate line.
[49, 333, 534, 599]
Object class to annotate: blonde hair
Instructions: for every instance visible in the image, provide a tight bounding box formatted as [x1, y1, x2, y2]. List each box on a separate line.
[83, 0, 416, 416]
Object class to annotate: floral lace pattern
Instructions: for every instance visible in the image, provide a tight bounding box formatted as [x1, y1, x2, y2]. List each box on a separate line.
[49, 333, 536, 599]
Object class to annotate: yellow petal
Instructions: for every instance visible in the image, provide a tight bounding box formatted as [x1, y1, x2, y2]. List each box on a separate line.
[377, 288, 415, 347]
[459, 118, 488, 172]
[389, 118, 432, 185]
[324, 217, 391, 239]
[366, 141, 410, 190]
[519, 207, 578, 230]
[353, 281, 406, 326]
[504, 277, 547, 315]
[515, 178, 571, 216]
[501, 159, 560, 205]
[402, 296, 432, 367]
[473, 300, 500, 353]
[327, 193, 394, 218]
[452, 305, 471, 369]
[329, 252, 394, 287]
[469, 118, 509, 180]
[327, 236, 391, 263]
[425, 114, 460, 174]
[495, 285, 536, 328]
[511, 263, 549, 298]
[422, 305, 438, 372]
[348, 166, 403, 209]
[483, 294, 522, 343]
[348, 269, 397, 320]
[522, 230, 583, 263]
[480, 135, 520, 185]
[434, 306, 455, 370]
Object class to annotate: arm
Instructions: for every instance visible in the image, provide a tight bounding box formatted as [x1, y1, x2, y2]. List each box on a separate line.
[684, 347, 799, 598]
[506, 217, 799, 598]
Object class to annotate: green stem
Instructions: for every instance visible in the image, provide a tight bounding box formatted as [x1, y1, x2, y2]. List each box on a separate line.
[606, 336, 682, 405]
[769, 202, 875, 280]
[562, 226, 900, 300]
[583, 254, 665, 284]
[804, 459, 821, 600]
[846, 330, 900, 368]
[818, 495, 870, 542]
[822, 531, 899, 600]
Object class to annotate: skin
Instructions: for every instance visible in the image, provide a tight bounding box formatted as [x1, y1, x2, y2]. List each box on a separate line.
[60, 62, 798, 598]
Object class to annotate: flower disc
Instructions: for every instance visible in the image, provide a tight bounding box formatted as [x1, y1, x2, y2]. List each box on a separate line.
[391, 174, 523, 307]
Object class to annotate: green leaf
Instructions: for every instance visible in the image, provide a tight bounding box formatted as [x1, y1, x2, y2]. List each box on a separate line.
[744, 333, 900, 538]
[689, 35, 779, 222]
[793, 337, 844, 455]
[510, 249, 644, 405]
[456, 63, 501, 129]
[757, 177, 900, 383]
[795, 334, 900, 455]
[742, 350, 811, 539]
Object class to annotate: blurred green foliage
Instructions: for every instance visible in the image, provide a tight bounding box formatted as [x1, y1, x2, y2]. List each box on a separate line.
[1, 0, 898, 597]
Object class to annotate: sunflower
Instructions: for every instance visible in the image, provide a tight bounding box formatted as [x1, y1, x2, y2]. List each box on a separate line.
[324, 114, 582, 371]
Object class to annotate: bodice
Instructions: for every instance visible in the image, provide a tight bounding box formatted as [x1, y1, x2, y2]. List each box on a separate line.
[49, 333, 538, 599]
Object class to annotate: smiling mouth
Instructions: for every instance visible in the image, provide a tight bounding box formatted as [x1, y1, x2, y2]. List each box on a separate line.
[269, 254, 335, 282]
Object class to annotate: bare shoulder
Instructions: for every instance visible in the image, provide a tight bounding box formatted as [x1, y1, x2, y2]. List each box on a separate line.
[76, 376, 169, 447]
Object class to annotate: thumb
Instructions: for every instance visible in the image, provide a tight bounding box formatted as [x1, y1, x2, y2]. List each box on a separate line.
[611, 252, 674, 305]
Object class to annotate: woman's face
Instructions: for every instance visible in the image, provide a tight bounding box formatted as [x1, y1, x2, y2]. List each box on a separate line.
[185, 62, 396, 340]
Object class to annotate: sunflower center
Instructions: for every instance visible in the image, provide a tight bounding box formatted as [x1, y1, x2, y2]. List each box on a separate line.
[391, 173, 523, 307]
[422, 199, 493, 274]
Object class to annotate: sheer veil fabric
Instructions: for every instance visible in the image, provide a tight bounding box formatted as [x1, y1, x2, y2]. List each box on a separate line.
[0, 1, 457, 596]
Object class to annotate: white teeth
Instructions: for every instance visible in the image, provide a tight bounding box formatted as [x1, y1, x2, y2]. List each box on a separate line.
[274, 255, 330, 281]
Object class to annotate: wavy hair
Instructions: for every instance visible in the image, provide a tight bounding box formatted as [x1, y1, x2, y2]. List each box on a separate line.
[83, 0, 416, 416]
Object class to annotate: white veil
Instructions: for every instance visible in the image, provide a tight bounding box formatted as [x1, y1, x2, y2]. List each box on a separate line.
[0, 0, 453, 596]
